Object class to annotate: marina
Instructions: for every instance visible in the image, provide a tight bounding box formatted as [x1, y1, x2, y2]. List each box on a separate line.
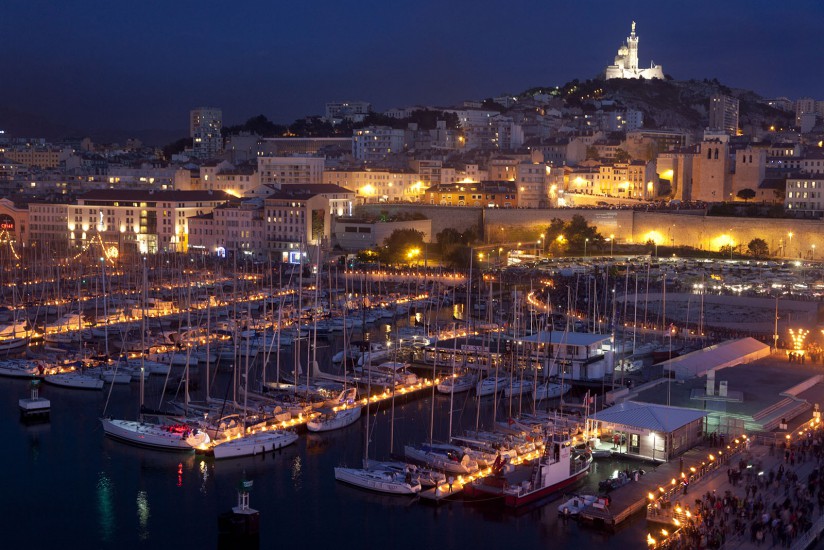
[3, 253, 824, 550]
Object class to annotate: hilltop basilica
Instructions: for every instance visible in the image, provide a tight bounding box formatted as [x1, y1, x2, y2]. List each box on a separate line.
[604, 22, 664, 80]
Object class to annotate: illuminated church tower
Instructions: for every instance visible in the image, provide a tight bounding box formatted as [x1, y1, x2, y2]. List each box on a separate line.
[605, 22, 664, 80]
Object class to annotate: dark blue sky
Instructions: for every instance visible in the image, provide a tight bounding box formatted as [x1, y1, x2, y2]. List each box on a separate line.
[1, 0, 822, 137]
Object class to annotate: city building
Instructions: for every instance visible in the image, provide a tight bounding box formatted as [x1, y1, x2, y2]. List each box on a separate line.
[795, 98, 817, 128]
[709, 94, 740, 136]
[187, 199, 265, 259]
[604, 22, 664, 80]
[263, 190, 331, 260]
[785, 177, 824, 215]
[0, 198, 30, 247]
[324, 101, 371, 123]
[691, 139, 732, 202]
[257, 156, 325, 186]
[424, 181, 518, 208]
[1, 147, 72, 169]
[323, 168, 423, 202]
[67, 189, 230, 254]
[190, 107, 223, 159]
[597, 160, 658, 199]
[352, 127, 407, 162]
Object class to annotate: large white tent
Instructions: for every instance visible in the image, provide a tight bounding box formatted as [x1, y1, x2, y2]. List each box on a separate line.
[661, 338, 771, 380]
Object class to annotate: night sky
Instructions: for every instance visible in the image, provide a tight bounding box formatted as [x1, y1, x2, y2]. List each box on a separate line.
[1, 0, 822, 138]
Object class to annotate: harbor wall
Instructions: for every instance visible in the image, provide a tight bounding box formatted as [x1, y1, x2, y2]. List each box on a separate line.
[358, 204, 824, 258]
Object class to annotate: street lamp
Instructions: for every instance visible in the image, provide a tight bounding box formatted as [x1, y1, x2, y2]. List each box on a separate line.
[536, 239, 542, 259]
[609, 234, 615, 257]
[812, 244, 816, 260]
[584, 238, 589, 258]
[788, 232, 794, 258]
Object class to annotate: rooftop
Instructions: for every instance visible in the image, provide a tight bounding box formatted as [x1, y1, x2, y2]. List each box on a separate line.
[590, 401, 707, 433]
[518, 330, 611, 347]
[77, 190, 232, 202]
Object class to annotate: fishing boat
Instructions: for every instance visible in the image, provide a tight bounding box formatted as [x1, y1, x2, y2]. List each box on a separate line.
[334, 467, 421, 495]
[463, 432, 592, 507]
[212, 430, 299, 459]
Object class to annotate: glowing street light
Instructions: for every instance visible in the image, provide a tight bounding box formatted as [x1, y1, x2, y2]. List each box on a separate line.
[609, 234, 615, 256]
[790, 328, 809, 356]
[406, 248, 421, 265]
[584, 238, 589, 258]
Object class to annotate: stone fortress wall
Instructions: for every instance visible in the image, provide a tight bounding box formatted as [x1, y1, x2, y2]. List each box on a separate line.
[359, 203, 824, 258]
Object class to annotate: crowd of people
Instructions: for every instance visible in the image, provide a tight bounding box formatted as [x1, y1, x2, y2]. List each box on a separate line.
[654, 428, 824, 549]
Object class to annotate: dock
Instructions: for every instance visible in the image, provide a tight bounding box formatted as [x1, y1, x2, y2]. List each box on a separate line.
[579, 441, 747, 530]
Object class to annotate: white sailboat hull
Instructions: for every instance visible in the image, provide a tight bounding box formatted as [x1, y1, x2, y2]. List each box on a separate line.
[306, 406, 362, 432]
[44, 372, 104, 390]
[404, 444, 478, 474]
[100, 418, 209, 451]
[212, 430, 298, 459]
[334, 467, 421, 495]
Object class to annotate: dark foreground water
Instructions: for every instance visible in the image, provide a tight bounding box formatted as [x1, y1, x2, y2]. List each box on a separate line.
[0, 367, 656, 550]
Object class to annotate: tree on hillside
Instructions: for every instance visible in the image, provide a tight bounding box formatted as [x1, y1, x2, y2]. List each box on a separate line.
[747, 238, 769, 259]
[736, 188, 756, 202]
[614, 148, 632, 163]
[380, 229, 425, 265]
[162, 137, 192, 160]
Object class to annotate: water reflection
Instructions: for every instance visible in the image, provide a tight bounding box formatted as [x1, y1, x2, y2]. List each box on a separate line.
[199, 458, 210, 495]
[96, 472, 114, 542]
[136, 490, 150, 540]
[291, 456, 302, 491]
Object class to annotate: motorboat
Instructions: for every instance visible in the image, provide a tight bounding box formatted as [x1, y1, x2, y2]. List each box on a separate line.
[558, 494, 598, 517]
[212, 430, 299, 459]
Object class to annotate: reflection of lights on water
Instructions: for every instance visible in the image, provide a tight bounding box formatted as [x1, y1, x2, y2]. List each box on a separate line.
[137, 490, 150, 540]
[177, 462, 183, 488]
[96, 472, 115, 542]
[291, 456, 302, 490]
[199, 459, 209, 495]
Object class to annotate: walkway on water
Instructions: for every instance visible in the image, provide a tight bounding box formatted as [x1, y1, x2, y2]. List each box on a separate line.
[579, 439, 747, 529]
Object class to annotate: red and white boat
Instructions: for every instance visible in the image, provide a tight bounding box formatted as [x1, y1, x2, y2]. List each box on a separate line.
[463, 433, 592, 507]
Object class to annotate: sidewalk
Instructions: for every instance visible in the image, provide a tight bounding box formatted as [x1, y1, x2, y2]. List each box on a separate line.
[650, 431, 824, 549]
